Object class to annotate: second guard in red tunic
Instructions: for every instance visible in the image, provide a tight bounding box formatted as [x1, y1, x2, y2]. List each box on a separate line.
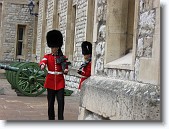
[77, 41, 92, 89]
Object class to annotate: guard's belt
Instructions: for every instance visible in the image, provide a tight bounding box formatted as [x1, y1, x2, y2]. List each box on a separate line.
[48, 71, 63, 75]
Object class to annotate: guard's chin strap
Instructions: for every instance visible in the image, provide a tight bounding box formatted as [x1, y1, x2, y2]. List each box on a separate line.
[57, 48, 63, 56]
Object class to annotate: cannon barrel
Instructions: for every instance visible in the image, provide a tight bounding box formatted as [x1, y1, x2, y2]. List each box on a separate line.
[0, 64, 19, 72]
[0, 62, 73, 97]
[0, 63, 45, 76]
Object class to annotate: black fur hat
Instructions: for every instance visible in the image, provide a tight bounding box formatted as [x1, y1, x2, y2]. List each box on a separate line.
[46, 29, 63, 48]
[81, 41, 92, 55]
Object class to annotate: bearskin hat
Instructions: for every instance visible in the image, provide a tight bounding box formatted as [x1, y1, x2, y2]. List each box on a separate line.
[81, 41, 92, 55]
[46, 29, 63, 48]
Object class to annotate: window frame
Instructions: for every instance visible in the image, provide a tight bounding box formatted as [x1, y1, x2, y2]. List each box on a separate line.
[104, 0, 139, 70]
[16, 24, 26, 60]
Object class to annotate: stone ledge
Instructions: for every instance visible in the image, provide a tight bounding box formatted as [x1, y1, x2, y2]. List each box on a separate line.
[79, 76, 160, 120]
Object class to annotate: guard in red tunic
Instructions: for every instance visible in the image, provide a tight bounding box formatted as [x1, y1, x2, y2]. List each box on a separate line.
[39, 30, 70, 120]
[77, 41, 92, 90]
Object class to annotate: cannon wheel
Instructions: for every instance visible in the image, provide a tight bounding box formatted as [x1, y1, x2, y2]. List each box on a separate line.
[16, 62, 47, 97]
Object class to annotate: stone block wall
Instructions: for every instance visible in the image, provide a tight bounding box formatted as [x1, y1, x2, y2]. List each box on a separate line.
[0, 1, 2, 43]
[78, 76, 160, 120]
[92, 0, 160, 84]
[0, 0, 35, 61]
[62, 0, 88, 89]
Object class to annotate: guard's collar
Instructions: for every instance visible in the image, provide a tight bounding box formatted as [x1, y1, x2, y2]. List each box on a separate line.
[52, 52, 59, 56]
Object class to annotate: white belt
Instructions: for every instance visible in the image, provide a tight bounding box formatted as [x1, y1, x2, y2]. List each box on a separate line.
[48, 71, 63, 75]
[80, 75, 88, 78]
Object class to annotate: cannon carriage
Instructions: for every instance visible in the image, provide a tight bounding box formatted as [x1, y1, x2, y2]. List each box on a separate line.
[0, 62, 73, 97]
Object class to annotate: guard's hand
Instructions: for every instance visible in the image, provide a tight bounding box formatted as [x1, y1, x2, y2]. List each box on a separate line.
[40, 64, 45, 70]
[64, 69, 68, 75]
[77, 70, 82, 75]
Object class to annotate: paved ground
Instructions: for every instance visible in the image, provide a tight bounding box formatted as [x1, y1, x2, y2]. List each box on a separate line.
[0, 70, 80, 121]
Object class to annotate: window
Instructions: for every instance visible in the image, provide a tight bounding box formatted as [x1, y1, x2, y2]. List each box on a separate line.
[16, 25, 25, 57]
[104, 0, 138, 70]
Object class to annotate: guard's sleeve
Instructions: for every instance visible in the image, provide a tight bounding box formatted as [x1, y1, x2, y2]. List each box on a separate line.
[64, 55, 69, 70]
[39, 54, 48, 67]
[81, 63, 91, 77]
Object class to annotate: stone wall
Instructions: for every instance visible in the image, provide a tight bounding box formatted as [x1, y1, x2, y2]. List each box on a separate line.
[78, 76, 160, 120]
[0, 0, 35, 61]
[0, 1, 2, 52]
[78, 0, 160, 120]
[35, 0, 43, 62]
[58, 0, 68, 54]
[94, 0, 107, 75]
[91, 0, 160, 84]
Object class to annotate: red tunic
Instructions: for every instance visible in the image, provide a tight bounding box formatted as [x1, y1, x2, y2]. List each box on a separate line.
[78, 62, 91, 89]
[39, 53, 68, 90]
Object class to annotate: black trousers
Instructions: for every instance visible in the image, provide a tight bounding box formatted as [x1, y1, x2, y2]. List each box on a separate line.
[47, 88, 64, 120]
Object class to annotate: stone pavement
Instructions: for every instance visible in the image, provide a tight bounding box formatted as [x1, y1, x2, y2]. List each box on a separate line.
[0, 71, 80, 120]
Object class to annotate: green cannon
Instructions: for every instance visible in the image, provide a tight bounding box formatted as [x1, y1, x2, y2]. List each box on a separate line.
[0, 62, 73, 97]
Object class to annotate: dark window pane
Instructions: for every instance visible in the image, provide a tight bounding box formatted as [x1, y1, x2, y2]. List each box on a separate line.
[18, 27, 24, 40]
[17, 41, 22, 55]
[17, 25, 25, 56]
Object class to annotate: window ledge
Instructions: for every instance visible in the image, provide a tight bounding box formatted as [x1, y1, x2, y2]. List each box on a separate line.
[16, 55, 25, 60]
[104, 52, 134, 70]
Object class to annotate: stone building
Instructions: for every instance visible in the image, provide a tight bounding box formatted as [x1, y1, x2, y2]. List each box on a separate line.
[0, 0, 160, 120]
[35, 0, 160, 120]
[0, 0, 37, 62]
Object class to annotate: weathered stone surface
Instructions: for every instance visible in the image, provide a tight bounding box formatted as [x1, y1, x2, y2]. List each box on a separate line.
[79, 76, 160, 120]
